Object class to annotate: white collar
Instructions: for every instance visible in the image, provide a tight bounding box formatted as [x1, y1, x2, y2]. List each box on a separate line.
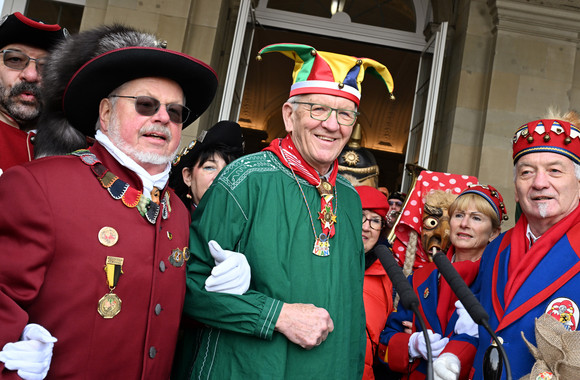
[95, 130, 170, 199]
[526, 224, 540, 248]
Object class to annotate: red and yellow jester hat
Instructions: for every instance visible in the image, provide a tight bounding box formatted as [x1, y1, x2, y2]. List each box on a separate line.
[513, 119, 580, 165]
[256, 43, 394, 106]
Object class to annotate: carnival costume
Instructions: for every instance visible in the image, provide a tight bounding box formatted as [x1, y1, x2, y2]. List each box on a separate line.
[0, 143, 191, 378]
[0, 13, 66, 172]
[178, 42, 395, 379]
[379, 247, 479, 379]
[472, 119, 580, 379]
[0, 24, 217, 379]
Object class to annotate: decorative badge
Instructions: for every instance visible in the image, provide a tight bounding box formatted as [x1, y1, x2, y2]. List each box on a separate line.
[313, 233, 330, 257]
[536, 372, 553, 380]
[545, 297, 579, 331]
[98, 226, 119, 247]
[169, 247, 190, 267]
[423, 288, 429, 299]
[98, 256, 124, 319]
[318, 205, 337, 229]
[316, 179, 334, 199]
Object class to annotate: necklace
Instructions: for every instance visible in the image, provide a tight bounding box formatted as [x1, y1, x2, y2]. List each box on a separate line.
[280, 149, 337, 257]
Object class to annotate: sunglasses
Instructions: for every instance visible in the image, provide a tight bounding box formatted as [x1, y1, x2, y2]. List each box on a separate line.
[109, 95, 191, 124]
[1, 49, 46, 72]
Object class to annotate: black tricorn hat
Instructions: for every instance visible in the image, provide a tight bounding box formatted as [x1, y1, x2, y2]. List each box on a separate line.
[63, 46, 218, 136]
[0, 12, 67, 51]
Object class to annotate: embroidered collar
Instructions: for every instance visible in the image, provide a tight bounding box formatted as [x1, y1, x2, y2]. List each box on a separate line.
[71, 149, 170, 224]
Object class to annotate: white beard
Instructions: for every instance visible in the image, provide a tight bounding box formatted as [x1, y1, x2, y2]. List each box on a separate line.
[538, 202, 549, 218]
[107, 111, 178, 166]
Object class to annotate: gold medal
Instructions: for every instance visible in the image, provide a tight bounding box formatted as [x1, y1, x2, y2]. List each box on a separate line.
[98, 256, 124, 318]
[316, 179, 334, 198]
[318, 205, 337, 229]
[98, 226, 119, 247]
[98, 292, 122, 318]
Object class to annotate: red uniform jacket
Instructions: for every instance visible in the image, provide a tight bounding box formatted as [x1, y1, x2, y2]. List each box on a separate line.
[0, 142, 190, 379]
[0, 119, 33, 173]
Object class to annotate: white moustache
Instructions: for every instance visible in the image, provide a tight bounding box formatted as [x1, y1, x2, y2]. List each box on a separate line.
[140, 124, 172, 141]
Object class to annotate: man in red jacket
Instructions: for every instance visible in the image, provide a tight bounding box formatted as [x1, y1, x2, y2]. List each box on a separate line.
[0, 25, 219, 379]
[0, 12, 66, 174]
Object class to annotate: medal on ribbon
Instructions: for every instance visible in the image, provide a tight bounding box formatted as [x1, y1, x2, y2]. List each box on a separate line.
[318, 204, 337, 230]
[98, 256, 124, 319]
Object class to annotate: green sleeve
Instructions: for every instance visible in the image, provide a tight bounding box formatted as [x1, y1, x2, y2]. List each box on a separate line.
[182, 180, 282, 340]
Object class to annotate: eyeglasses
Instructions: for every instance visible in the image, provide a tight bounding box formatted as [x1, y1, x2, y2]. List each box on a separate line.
[292, 101, 360, 126]
[388, 200, 403, 207]
[362, 216, 384, 231]
[109, 95, 190, 124]
[1, 49, 46, 72]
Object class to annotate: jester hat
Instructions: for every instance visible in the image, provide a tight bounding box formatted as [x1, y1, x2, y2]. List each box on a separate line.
[256, 43, 394, 106]
[513, 119, 580, 165]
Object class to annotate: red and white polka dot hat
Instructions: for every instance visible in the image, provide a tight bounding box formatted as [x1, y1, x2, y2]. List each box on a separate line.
[392, 170, 477, 270]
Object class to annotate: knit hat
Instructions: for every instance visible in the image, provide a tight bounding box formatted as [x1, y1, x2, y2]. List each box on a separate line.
[513, 119, 580, 165]
[256, 43, 394, 106]
[0, 12, 67, 51]
[456, 184, 508, 222]
[356, 185, 389, 218]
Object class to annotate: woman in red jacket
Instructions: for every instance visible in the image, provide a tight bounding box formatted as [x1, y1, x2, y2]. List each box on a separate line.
[356, 185, 395, 380]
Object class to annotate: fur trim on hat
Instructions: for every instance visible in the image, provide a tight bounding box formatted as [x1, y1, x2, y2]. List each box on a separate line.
[35, 25, 162, 158]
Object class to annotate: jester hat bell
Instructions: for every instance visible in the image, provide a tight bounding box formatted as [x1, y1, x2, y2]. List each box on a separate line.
[256, 43, 394, 106]
[513, 119, 580, 166]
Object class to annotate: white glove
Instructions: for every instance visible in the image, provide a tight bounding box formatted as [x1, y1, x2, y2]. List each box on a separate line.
[204, 240, 251, 295]
[433, 352, 461, 380]
[408, 330, 449, 360]
[0, 323, 57, 380]
[454, 301, 478, 338]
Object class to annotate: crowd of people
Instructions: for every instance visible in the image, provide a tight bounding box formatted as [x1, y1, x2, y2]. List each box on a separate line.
[0, 11, 579, 380]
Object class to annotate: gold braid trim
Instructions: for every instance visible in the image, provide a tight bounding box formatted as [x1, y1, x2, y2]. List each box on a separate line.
[338, 164, 379, 174]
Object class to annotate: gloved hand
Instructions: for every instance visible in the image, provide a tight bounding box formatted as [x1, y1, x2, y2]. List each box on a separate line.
[205, 240, 251, 295]
[0, 323, 57, 380]
[433, 352, 461, 380]
[408, 330, 449, 360]
[454, 300, 478, 337]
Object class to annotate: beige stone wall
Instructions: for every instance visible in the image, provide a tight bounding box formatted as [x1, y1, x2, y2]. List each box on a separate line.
[80, 0, 227, 148]
[438, 0, 580, 227]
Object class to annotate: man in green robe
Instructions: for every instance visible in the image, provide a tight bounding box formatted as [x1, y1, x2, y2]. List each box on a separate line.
[177, 43, 395, 379]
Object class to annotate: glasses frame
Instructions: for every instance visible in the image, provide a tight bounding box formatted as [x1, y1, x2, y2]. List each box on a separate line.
[292, 101, 360, 126]
[0, 49, 46, 72]
[362, 215, 384, 231]
[109, 95, 191, 124]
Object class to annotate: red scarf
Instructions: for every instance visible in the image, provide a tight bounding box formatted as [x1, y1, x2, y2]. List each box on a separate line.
[435, 246, 480, 333]
[264, 135, 338, 238]
[503, 204, 580, 308]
